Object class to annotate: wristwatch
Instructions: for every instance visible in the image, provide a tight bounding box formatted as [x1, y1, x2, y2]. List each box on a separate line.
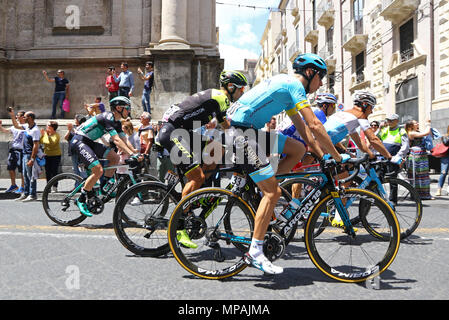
[30, 157, 35, 162]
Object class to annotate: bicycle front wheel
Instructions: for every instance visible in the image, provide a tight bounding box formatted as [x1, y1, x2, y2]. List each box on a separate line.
[304, 188, 400, 283]
[41, 173, 87, 226]
[168, 187, 255, 280]
[360, 177, 423, 240]
[113, 181, 179, 257]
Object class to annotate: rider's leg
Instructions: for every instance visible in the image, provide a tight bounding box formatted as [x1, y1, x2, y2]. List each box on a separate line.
[291, 153, 315, 199]
[276, 137, 306, 175]
[104, 149, 120, 178]
[182, 165, 205, 198]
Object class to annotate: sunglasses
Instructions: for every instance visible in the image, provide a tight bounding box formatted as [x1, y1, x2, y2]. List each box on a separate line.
[371, 124, 379, 127]
[313, 69, 327, 80]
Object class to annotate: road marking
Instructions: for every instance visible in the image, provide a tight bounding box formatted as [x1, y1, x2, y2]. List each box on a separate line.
[0, 231, 116, 240]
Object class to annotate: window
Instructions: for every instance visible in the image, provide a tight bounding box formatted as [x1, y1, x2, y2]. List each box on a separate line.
[326, 26, 334, 56]
[353, 0, 364, 34]
[396, 77, 418, 123]
[312, 0, 317, 29]
[355, 51, 365, 83]
[328, 72, 335, 93]
[399, 18, 414, 62]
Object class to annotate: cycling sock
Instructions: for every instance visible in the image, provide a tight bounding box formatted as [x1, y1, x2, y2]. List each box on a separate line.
[79, 189, 88, 203]
[249, 238, 264, 259]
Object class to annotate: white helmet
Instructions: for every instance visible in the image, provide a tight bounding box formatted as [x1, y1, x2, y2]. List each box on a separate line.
[353, 91, 377, 110]
[316, 93, 337, 105]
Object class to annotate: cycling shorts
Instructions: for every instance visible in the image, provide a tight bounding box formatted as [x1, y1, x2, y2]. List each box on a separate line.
[231, 127, 287, 184]
[70, 134, 112, 170]
[156, 122, 210, 176]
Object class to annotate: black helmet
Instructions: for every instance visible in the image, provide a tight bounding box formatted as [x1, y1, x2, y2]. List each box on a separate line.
[219, 70, 248, 88]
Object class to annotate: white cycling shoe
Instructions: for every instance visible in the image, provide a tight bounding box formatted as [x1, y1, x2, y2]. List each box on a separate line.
[244, 253, 283, 275]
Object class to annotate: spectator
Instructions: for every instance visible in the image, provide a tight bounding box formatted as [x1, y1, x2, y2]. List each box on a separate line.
[405, 119, 434, 200]
[105, 66, 119, 101]
[64, 114, 87, 179]
[113, 62, 135, 98]
[436, 125, 449, 196]
[378, 114, 410, 204]
[84, 97, 106, 116]
[263, 116, 277, 132]
[42, 69, 70, 119]
[117, 120, 139, 175]
[12, 111, 41, 202]
[40, 121, 62, 192]
[137, 61, 154, 114]
[0, 109, 26, 194]
[137, 112, 154, 156]
[370, 120, 380, 135]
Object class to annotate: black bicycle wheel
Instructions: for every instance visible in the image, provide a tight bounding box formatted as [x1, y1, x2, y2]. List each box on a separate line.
[113, 181, 180, 257]
[354, 176, 423, 240]
[279, 177, 329, 240]
[168, 187, 255, 280]
[305, 188, 400, 283]
[41, 173, 87, 226]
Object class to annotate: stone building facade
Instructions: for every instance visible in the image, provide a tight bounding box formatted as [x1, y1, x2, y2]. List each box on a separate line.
[0, 0, 223, 120]
[254, 0, 449, 135]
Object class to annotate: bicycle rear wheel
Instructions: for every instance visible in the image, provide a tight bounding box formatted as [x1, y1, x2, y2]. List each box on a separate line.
[304, 188, 400, 283]
[41, 173, 87, 226]
[113, 181, 179, 257]
[168, 187, 255, 280]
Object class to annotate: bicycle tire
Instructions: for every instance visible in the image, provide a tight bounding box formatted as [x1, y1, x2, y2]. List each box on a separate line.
[304, 188, 400, 283]
[168, 187, 255, 280]
[354, 176, 423, 240]
[113, 181, 180, 257]
[280, 177, 329, 240]
[41, 173, 87, 226]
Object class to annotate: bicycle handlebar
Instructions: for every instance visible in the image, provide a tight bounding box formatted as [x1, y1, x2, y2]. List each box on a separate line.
[320, 153, 369, 184]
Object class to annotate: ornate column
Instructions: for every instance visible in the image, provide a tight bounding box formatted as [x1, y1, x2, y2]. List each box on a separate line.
[157, 0, 190, 49]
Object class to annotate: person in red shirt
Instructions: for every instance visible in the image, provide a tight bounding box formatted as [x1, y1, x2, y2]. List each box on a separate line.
[105, 66, 119, 101]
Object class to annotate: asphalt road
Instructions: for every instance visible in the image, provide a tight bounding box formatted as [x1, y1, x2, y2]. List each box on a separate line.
[0, 178, 449, 303]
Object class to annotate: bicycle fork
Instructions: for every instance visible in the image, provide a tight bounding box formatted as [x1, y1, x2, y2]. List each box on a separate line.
[331, 191, 357, 238]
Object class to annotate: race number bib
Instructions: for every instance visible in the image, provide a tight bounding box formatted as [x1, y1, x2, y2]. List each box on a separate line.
[230, 173, 246, 190]
[164, 170, 178, 186]
[162, 104, 180, 122]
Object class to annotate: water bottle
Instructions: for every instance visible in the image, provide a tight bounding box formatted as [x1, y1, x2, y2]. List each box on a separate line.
[102, 177, 116, 193]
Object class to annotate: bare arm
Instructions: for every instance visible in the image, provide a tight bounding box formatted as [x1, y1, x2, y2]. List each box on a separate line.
[42, 71, 55, 83]
[289, 112, 325, 159]
[364, 128, 392, 159]
[112, 134, 136, 156]
[298, 107, 342, 162]
[350, 132, 375, 159]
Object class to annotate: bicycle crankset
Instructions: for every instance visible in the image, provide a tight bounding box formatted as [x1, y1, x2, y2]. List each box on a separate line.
[87, 196, 104, 215]
[184, 216, 207, 240]
[263, 232, 286, 262]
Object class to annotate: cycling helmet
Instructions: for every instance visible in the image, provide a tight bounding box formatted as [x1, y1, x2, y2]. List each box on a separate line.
[353, 91, 377, 111]
[219, 70, 248, 88]
[293, 53, 327, 93]
[110, 96, 131, 110]
[316, 93, 338, 105]
[110, 96, 131, 118]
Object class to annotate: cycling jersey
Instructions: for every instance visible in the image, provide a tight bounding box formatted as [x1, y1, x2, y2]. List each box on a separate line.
[71, 112, 125, 170]
[164, 89, 230, 130]
[76, 112, 126, 141]
[227, 74, 310, 129]
[278, 107, 327, 146]
[323, 111, 370, 145]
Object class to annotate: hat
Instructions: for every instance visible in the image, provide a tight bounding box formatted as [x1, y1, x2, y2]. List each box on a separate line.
[386, 114, 399, 121]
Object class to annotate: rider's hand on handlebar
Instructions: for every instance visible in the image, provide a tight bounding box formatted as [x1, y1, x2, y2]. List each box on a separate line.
[390, 155, 403, 165]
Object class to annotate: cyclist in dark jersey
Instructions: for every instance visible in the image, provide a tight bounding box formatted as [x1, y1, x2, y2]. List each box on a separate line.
[156, 70, 248, 248]
[70, 96, 139, 217]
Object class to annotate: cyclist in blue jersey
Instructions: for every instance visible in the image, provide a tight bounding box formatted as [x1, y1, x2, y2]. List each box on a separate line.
[70, 96, 140, 217]
[227, 53, 350, 274]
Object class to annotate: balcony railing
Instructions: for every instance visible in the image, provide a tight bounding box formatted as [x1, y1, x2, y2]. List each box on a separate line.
[400, 47, 414, 63]
[288, 42, 301, 61]
[342, 20, 368, 55]
[304, 18, 319, 44]
[317, 0, 335, 28]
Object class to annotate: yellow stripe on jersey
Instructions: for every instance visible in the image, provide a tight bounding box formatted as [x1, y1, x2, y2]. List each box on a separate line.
[296, 100, 311, 111]
[285, 107, 298, 116]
